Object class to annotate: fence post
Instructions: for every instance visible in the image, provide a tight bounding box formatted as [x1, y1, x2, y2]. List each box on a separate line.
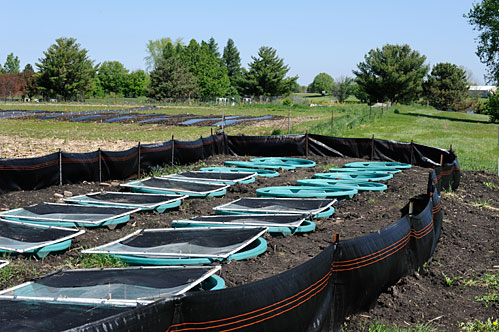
[98, 148, 102, 183]
[440, 154, 444, 166]
[410, 140, 414, 165]
[58, 149, 62, 186]
[305, 130, 309, 157]
[171, 134, 175, 166]
[370, 135, 375, 160]
[288, 110, 291, 135]
[137, 142, 141, 179]
[331, 110, 334, 129]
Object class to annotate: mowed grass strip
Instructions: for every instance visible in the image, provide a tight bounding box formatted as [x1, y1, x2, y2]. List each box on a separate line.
[319, 105, 498, 173]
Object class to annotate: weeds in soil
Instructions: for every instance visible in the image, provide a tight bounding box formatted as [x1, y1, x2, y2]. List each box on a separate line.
[63, 254, 128, 269]
[442, 272, 462, 287]
[368, 199, 377, 203]
[143, 162, 207, 178]
[483, 182, 499, 190]
[0, 258, 42, 289]
[474, 272, 499, 308]
[317, 163, 339, 170]
[472, 200, 491, 208]
[366, 321, 438, 332]
[459, 318, 499, 331]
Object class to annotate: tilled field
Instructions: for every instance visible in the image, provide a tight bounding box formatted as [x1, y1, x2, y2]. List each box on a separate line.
[0, 155, 497, 331]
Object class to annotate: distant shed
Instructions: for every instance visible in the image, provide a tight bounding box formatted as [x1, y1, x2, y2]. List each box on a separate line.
[468, 85, 497, 98]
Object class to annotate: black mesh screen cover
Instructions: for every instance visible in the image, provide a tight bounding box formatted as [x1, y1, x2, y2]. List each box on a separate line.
[23, 203, 134, 216]
[141, 178, 224, 191]
[0, 222, 75, 242]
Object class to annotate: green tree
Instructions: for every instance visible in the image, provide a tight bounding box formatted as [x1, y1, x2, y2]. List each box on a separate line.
[465, 0, 499, 83]
[222, 38, 243, 95]
[97, 61, 129, 96]
[207, 37, 221, 59]
[353, 44, 429, 104]
[124, 70, 149, 98]
[36, 37, 95, 101]
[331, 76, 355, 103]
[182, 39, 230, 98]
[3, 53, 21, 74]
[148, 55, 198, 100]
[242, 46, 298, 96]
[144, 37, 183, 71]
[484, 92, 499, 122]
[308, 73, 334, 94]
[21, 64, 38, 99]
[423, 63, 469, 110]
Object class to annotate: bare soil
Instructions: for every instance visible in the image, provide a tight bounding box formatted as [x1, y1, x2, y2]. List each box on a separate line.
[0, 154, 497, 331]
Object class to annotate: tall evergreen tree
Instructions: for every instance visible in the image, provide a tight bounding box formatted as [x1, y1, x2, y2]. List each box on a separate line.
[353, 44, 429, 104]
[148, 55, 198, 100]
[3, 53, 21, 74]
[423, 63, 469, 110]
[223, 38, 242, 94]
[207, 37, 221, 59]
[242, 46, 298, 96]
[36, 37, 95, 100]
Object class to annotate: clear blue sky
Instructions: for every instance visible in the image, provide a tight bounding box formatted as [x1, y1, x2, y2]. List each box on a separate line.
[0, 0, 487, 85]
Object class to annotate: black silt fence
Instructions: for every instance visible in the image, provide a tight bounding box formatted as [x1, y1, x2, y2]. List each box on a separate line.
[0, 133, 459, 194]
[77, 171, 443, 332]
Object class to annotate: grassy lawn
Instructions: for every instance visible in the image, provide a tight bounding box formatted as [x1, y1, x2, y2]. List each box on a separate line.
[305, 104, 498, 173]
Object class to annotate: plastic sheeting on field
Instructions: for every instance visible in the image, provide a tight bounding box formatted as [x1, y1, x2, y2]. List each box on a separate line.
[0, 220, 84, 257]
[0, 266, 221, 306]
[82, 227, 267, 259]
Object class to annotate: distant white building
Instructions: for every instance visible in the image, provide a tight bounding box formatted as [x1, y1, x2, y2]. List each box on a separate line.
[468, 85, 497, 98]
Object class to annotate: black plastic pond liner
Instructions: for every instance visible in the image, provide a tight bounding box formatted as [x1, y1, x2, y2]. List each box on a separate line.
[35, 267, 214, 289]
[175, 171, 253, 181]
[120, 228, 264, 249]
[76, 171, 442, 332]
[80, 192, 183, 204]
[140, 178, 226, 192]
[0, 299, 130, 332]
[23, 203, 134, 216]
[0, 221, 76, 242]
[187, 214, 306, 227]
[0, 133, 458, 194]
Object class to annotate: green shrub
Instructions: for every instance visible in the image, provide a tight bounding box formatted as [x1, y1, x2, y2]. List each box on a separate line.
[484, 93, 499, 123]
[282, 97, 292, 106]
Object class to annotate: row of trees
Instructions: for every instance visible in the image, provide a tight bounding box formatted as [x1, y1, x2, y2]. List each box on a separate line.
[0, 36, 298, 101]
[148, 37, 298, 100]
[308, 44, 473, 111]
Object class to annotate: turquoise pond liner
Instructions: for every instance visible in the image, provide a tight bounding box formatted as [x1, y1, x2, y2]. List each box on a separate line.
[63, 192, 186, 214]
[0, 239, 71, 259]
[2, 214, 131, 229]
[121, 177, 228, 198]
[162, 171, 256, 185]
[113, 237, 268, 265]
[224, 161, 296, 170]
[329, 167, 401, 174]
[0, 220, 85, 258]
[250, 157, 316, 168]
[213, 198, 336, 219]
[296, 179, 387, 192]
[200, 167, 279, 178]
[256, 186, 357, 200]
[343, 161, 412, 169]
[314, 172, 393, 182]
[171, 220, 316, 235]
[202, 274, 225, 291]
[0, 203, 139, 229]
